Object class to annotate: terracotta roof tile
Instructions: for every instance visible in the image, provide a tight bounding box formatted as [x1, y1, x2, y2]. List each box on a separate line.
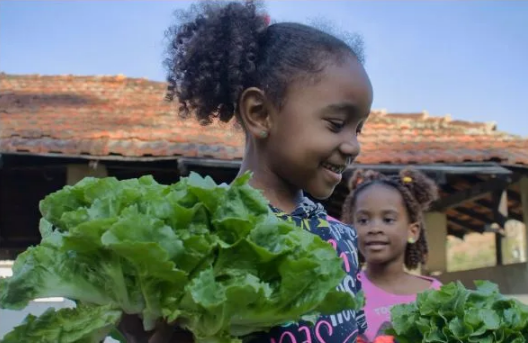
[1, 73, 527, 165]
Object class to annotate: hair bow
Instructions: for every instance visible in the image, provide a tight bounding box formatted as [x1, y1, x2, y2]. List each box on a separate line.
[263, 14, 271, 26]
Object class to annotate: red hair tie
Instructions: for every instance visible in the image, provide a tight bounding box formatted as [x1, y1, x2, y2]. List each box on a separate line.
[263, 14, 271, 26]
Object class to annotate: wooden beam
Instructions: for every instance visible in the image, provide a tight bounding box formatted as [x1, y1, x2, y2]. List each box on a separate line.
[447, 215, 485, 233]
[3, 152, 515, 174]
[492, 190, 508, 265]
[349, 163, 512, 175]
[454, 207, 506, 227]
[178, 157, 242, 169]
[447, 227, 467, 240]
[507, 190, 522, 204]
[431, 175, 519, 211]
[1, 151, 186, 162]
[475, 199, 523, 222]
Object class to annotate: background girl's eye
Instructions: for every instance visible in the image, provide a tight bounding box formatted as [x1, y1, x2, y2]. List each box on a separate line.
[383, 218, 396, 224]
[356, 218, 369, 225]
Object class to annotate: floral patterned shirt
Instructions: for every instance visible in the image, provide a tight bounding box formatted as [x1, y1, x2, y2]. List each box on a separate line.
[250, 198, 366, 343]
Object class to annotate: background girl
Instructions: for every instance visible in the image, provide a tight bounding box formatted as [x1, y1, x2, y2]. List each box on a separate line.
[119, 0, 374, 342]
[342, 169, 442, 343]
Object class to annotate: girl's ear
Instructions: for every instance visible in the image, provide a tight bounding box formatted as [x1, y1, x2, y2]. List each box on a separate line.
[407, 222, 420, 244]
[238, 87, 275, 139]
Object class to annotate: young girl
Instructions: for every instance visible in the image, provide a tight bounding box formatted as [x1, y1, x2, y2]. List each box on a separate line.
[119, 0, 373, 342]
[341, 169, 442, 343]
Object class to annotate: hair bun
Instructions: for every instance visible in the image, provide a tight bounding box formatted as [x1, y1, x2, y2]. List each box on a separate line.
[348, 169, 384, 191]
[398, 168, 439, 209]
[165, 0, 268, 124]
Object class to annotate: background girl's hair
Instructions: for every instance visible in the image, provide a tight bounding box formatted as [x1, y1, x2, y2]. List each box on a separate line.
[164, 0, 364, 125]
[342, 168, 439, 270]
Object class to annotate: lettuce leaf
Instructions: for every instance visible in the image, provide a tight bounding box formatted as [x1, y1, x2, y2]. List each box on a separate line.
[386, 280, 528, 343]
[0, 304, 121, 343]
[1, 172, 362, 343]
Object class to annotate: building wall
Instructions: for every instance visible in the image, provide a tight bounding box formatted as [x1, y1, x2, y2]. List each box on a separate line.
[437, 262, 528, 296]
[426, 177, 528, 300]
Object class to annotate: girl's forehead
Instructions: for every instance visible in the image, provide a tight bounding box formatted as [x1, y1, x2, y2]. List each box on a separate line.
[356, 183, 404, 204]
[327, 63, 370, 98]
[286, 57, 373, 110]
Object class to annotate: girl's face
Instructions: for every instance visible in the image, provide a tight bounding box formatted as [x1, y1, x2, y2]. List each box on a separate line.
[353, 183, 419, 266]
[264, 55, 373, 200]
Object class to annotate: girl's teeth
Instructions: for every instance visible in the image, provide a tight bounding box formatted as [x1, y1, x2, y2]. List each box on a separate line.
[323, 163, 341, 173]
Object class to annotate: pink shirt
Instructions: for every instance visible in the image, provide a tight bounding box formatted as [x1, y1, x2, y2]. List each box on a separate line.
[358, 271, 442, 342]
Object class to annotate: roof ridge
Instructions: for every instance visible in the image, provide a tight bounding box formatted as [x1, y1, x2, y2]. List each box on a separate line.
[372, 110, 506, 136]
[0, 72, 163, 85]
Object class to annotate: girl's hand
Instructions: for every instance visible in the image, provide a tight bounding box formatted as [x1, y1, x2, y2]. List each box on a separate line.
[151, 322, 194, 343]
[117, 314, 155, 343]
[117, 314, 194, 343]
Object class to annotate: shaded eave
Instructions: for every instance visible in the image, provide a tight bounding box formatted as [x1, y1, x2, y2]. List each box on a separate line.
[0, 151, 516, 175]
[1, 152, 527, 241]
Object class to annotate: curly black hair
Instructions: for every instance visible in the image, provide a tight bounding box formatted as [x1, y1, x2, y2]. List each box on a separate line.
[341, 168, 439, 270]
[164, 0, 364, 125]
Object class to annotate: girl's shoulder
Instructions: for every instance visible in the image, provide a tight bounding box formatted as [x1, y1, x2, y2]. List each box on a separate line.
[326, 214, 340, 222]
[326, 214, 351, 229]
[326, 215, 358, 237]
[410, 274, 443, 290]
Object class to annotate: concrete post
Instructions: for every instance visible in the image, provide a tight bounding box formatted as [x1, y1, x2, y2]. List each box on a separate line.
[520, 177, 528, 265]
[66, 162, 108, 186]
[424, 211, 448, 274]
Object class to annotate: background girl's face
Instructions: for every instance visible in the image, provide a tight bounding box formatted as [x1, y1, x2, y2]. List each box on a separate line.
[264, 55, 373, 200]
[353, 183, 414, 266]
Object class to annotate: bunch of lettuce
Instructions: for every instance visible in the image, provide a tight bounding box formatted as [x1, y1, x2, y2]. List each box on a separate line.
[386, 280, 528, 343]
[0, 172, 362, 343]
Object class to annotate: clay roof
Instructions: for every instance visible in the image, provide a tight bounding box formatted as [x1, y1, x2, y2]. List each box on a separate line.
[1, 73, 527, 165]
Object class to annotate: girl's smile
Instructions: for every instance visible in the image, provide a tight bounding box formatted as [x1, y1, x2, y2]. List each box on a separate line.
[320, 162, 345, 184]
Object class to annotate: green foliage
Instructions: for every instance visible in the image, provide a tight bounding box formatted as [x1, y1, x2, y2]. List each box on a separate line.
[0, 172, 362, 343]
[387, 281, 528, 343]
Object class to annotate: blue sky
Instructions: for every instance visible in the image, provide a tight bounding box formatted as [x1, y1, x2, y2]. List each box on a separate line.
[1, 0, 527, 135]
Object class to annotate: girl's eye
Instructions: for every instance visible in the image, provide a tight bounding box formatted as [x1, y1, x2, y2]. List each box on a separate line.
[356, 218, 369, 225]
[356, 122, 364, 136]
[383, 218, 396, 224]
[328, 120, 345, 131]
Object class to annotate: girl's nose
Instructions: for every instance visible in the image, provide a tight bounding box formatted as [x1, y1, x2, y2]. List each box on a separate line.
[367, 225, 384, 235]
[339, 138, 360, 160]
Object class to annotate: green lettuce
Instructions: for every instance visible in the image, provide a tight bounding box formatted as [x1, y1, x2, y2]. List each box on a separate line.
[0, 172, 362, 343]
[1, 304, 121, 343]
[386, 280, 528, 343]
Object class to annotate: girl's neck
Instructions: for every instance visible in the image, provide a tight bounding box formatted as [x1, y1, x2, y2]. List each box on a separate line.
[238, 147, 303, 213]
[365, 259, 407, 285]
